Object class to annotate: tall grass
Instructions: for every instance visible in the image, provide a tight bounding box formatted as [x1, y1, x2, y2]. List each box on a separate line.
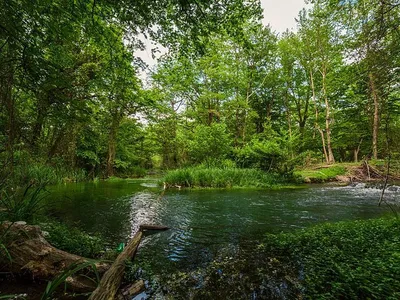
[41, 261, 99, 300]
[0, 183, 48, 222]
[163, 166, 291, 188]
[11, 163, 87, 186]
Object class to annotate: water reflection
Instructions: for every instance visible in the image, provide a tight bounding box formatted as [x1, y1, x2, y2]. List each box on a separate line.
[46, 181, 398, 273]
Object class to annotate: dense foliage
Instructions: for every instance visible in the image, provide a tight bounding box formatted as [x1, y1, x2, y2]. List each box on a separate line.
[41, 221, 105, 258]
[1, 1, 399, 298]
[1, 0, 399, 181]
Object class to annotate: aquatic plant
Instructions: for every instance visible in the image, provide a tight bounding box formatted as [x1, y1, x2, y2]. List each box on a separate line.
[162, 166, 291, 188]
[269, 217, 400, 299]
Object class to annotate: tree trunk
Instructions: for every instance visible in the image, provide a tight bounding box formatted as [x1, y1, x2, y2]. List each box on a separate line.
[47, 126, 66, 160]
[0, 222, 169, 297]
[89, 231, 143, 300]
[354, 138, 363, 162]
[30, 100, 48, 150]
[0, 222, 109, 287]
[310, 68, 329, 163]
[318, 127, 329, 164]
[321, 66, 335, 164]
[0, 46, 16, 163]
[369, 72, 379, 159]
[284, 85, 292, 138]
[107, 112, 121, 177]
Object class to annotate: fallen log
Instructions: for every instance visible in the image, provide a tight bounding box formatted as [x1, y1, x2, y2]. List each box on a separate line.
[139, 224, 169, 231]
[89, 225, 169, 300]
[0, 222, 109, 291]
[0, 222, 169, 298]
[119, 280, 145, 300]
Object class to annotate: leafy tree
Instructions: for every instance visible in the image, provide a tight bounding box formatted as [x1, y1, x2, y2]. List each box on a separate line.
[189, 123, 232, 164]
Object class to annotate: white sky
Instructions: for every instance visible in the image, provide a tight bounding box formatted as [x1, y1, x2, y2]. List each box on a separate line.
[135, 0, 307, 69]
[261, 0, 308, 32]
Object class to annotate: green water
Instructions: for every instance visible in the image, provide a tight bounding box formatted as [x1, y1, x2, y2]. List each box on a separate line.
[45, 180, 393, 273]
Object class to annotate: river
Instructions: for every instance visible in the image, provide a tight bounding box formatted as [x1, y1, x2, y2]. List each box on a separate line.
[45, 180, 397, 277]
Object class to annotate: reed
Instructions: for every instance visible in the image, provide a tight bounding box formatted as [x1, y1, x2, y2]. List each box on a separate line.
[162, 167, 288, 188]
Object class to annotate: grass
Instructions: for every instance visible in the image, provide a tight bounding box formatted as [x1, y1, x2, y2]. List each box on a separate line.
[2, 163, 88, 188]
[295, 164, 347, 182]
[261, 217, 400, 299]
[40, 221, 106, 258]
[0, 184, 48, 223]
[162, 217, 400, 299]
[162, 166, 295, 188]
[41, 260, 99, 300]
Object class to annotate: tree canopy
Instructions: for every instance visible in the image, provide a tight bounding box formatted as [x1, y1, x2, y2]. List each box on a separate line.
[1, 0, 399, 178]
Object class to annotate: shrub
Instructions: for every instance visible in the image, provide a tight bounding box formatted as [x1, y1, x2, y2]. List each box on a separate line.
[234, 129, 297, 176]
[188, 124, 232, 164]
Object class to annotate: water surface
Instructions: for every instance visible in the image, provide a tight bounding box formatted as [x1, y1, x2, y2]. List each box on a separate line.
[45, 180, 397, 272]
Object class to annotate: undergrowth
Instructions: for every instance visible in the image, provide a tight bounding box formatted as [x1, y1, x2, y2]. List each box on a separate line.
[12, 163, 87, 185]
[40, 221, 106, 258]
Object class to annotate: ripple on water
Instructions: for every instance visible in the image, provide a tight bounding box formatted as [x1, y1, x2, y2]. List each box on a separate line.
[46, 181, 396, 283]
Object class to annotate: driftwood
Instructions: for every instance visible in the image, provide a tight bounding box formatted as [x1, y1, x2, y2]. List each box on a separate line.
[0, 222, 109, 292]
[122, 280, 145, 298]
[116, 280, 146, 300]
[0, 222, 168, 298]
[89, 224, 169, 300]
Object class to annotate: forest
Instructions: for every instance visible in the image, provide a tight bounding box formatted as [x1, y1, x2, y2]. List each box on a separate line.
[1, 0, 400, 299]
[1, 0, 399, 180]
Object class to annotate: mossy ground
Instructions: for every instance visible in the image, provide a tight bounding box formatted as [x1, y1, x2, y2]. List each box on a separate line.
[294, 164, 348, 183]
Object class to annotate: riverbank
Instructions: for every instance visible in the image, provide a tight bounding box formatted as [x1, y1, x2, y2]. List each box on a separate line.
[2, 216, 399, 299]
[161, 161, 400, 189]
[161, 217, 400, 299]
[295, 160, 400, 184]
